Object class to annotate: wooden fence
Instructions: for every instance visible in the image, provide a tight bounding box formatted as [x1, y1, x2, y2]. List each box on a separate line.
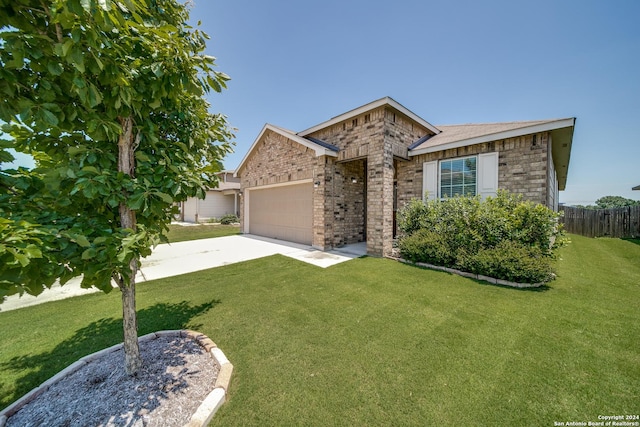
[560, 205, 640, 238]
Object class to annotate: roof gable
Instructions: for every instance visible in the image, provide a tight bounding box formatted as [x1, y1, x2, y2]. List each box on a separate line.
[297, 96, 441, 136]
[235, 124, 338, 176]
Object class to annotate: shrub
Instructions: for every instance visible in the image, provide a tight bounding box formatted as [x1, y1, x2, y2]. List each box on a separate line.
[396, 190, 564, 283]
[397, 229, 456, 267]
[397, 198, 431, 236]
[461, 241, 555, 284]
[220, 214, 238, 225]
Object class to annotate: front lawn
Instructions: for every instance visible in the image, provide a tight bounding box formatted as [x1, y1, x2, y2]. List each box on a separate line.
[164, 223, 239, 242]
[0, 234, 638, 425]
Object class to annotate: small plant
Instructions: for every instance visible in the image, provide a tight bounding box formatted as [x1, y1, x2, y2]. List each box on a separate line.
[220, 214, 239, 225]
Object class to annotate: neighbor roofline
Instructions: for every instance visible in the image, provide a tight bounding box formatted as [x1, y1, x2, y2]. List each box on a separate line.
[408, 117, 576, 156]
[297, 97, 441, 136]
[235, 124, 338, 176]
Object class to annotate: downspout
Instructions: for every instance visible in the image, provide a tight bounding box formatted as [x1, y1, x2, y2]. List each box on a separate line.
[234, 191, 238, 216]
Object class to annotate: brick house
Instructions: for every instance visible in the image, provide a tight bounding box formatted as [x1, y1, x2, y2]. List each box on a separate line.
[235, 97, 575, 257]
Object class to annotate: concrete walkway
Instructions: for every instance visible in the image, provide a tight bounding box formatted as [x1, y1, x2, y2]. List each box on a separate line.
[1, 235, 367, 312]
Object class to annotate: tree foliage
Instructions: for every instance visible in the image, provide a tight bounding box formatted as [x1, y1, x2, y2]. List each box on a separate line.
[0, 0, 233, 373]
[574, 196, 640, 210]
[593, 196, 640, 209]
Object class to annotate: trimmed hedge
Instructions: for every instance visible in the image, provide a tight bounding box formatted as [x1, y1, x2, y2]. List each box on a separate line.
[397, 191, 565, 283]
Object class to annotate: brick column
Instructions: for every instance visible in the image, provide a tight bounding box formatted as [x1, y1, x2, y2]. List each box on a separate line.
[366, 142, 394, 256]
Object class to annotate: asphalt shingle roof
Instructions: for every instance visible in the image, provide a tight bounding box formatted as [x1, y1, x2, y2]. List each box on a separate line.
[410, 119, 562, 150]
[304, 136, 340, 152]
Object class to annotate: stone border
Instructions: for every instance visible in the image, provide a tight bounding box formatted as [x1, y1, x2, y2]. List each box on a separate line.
[0, 330, 233, 427]
[390, 257, 545, 288]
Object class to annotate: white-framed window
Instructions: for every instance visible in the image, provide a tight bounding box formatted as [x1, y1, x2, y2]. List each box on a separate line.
[439, 156, 477, 198]
[423, 152, 498, 201]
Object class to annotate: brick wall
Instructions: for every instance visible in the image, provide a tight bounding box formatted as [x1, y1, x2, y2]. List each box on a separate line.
[397, 132, 552, 211]
[327, 160, 366, 246]
[499, 132, 550, 204]
[307, 107, 385, 161]
[239, 129, 318, 189]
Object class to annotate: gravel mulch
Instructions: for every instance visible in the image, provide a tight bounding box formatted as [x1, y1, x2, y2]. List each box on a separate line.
[5, 335, 219, 427]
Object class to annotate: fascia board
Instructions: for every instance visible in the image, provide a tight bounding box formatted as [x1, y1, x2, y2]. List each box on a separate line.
[409, 118, 576, 156]
[269, 125, 338, 157]
[298, 97, 440, 136]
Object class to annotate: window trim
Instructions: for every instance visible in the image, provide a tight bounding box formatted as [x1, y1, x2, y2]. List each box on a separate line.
[438, 155, 478, 199]
[423, 152, 498, 201]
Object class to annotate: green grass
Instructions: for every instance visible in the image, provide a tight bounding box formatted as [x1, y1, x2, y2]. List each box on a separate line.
[164, 223, 239, 242]
[0, 234, 638, 425]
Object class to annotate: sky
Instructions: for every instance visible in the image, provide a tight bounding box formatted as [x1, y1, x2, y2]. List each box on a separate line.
[4, 0, 640, 205]
[189, 0, 640, 206]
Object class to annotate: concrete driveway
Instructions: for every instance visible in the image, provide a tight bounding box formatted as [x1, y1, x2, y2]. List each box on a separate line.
[1, 235, 366, 312]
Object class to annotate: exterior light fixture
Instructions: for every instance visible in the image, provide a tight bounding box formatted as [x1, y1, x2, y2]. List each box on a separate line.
[314, 180, 321, 188]
[351, 177, 357, 184]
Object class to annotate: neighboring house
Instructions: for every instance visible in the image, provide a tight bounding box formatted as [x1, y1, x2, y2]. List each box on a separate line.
[235, 97, 576, 257]
[180, 170, 240, 222]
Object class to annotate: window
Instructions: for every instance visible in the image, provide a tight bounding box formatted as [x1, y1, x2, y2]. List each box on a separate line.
[423, 153, 497, 201]
[439, 156, 477, 198]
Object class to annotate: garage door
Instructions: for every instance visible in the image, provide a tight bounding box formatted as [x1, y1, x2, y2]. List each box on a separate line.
[249, 183, 313, 245]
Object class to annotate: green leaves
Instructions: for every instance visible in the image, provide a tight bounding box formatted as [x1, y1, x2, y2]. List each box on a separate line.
[73, 234, 91, 248]
[154, 191, 173, 204]
[0, 0, 234, 302]
[41, 109, 59, 126]
[87, 83, 102, 107]
[127, 192, 145, 210]
[81, 247, 97, 260]
[80, 0, 91, 12]
[47, 62, 64, 76]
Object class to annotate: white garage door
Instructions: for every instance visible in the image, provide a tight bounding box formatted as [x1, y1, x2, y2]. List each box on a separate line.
[249, 183, 313, 245]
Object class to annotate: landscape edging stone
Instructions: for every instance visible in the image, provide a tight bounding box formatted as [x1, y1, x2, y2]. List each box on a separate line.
[391, 257, 545, 288]
[0, 330, 232, 427]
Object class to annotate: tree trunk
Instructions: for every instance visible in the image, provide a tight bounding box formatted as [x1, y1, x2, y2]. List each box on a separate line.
[120, 262, 140, 375]
[118, 116, 142, 375]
